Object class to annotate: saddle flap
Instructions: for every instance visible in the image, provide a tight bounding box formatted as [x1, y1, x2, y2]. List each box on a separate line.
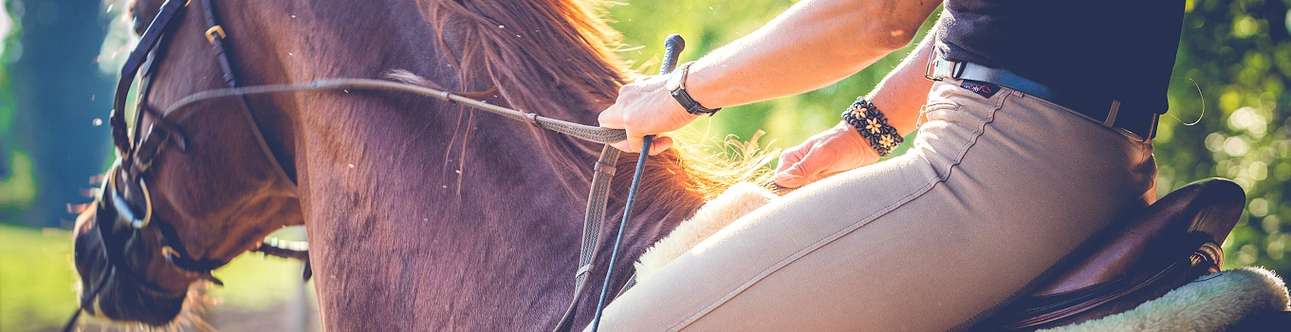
[980, 178, 1247, 330]
[1033, 178, 1244, 296]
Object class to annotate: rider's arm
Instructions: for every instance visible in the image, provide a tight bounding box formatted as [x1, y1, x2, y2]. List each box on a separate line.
[773, 27, 939, 188]
[598, 0, 943, 154]
[686, 0, 941, 109]
[866, 29, 937, 136]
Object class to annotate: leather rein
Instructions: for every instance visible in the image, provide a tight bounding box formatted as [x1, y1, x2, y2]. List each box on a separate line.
[66, 0, 678, 331]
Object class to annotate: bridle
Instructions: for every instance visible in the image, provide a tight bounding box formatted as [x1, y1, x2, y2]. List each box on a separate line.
[65, 0, 681, 331]
[62, 0, 265, 330]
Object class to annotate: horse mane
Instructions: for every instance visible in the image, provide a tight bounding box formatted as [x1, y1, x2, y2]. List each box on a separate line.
[416, 0, 773, 209]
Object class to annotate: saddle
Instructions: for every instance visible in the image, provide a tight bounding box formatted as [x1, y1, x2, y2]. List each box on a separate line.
[973, 178, 1291, 330]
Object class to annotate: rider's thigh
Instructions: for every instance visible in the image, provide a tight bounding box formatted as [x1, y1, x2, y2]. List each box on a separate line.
[591, 82, 1156, 331]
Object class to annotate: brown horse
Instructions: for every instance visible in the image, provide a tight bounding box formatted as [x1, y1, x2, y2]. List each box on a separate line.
[72, 0, 756, 330]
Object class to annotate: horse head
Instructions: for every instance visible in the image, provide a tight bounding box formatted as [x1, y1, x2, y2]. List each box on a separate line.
[71, 0, 301, 325]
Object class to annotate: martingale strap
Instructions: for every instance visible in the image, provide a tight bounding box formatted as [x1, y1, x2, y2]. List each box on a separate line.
[554, 146, 619, 331]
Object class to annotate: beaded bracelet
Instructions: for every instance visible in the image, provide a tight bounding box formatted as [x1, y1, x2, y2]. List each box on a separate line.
[841, 98, 904, 157]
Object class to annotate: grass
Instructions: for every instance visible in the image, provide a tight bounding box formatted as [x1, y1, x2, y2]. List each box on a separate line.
[0, 224, 78, 332]
[0, 224, 311, 331]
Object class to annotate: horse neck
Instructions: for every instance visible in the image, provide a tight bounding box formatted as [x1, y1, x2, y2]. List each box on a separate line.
[242, 0, 708, 252]
[237, 1, 707, 328]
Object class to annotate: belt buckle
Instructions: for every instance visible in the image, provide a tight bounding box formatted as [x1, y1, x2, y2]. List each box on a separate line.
[923, 48, 942, 81]
[924, 51, 965, 81]
[923, 50, 938, 81]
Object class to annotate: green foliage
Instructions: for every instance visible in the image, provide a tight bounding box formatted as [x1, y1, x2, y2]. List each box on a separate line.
[0, 151, 35, 216]
[1154, 0, 1291, 273]
[0, 0, 25, 219]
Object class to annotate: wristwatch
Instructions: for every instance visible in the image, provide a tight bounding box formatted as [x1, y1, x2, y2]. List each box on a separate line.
[666, 62, 722, 116]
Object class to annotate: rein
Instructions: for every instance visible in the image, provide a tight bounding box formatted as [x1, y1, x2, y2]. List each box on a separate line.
[152, 78, 628, 143]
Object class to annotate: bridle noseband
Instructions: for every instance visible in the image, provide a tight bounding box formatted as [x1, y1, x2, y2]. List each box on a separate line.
[64, 160, 229, 332]
[66, 0, 678, 331]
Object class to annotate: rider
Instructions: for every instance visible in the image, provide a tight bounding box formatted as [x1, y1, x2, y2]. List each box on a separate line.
[595, 0, 1182, 330]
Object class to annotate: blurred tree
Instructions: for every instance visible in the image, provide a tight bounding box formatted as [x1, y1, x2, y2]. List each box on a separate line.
[7, 0, 113, 227]
[0, 1, 24, 218]
[1157, 0, 1291, 275]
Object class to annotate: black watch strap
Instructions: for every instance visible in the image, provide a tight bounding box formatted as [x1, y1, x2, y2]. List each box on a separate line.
[668, 62, 721, 116]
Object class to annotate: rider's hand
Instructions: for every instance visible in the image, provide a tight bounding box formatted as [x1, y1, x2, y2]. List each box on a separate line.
[774, 121, 880, 188]
[598, 75, 699, 155]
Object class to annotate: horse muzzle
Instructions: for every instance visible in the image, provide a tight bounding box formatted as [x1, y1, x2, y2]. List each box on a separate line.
[72, 201, 187, 326]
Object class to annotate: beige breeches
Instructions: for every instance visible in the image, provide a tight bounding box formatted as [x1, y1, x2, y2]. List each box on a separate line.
[592, 81, 1157, 331]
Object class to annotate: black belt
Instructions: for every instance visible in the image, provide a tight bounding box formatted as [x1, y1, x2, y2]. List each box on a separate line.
[926, 56, 1158, 141]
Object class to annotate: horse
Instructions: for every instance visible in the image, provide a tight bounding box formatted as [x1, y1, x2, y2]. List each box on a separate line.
[71, 0, 753, 330]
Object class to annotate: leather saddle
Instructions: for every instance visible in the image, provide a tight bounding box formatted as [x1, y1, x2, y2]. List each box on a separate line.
[972, 178, 1288, 330]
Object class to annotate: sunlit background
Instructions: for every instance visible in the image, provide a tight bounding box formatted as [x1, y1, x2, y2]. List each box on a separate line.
[1, 0, 1288, 330]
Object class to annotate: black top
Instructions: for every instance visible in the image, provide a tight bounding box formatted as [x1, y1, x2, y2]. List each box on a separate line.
[938, 0, 1186, 115]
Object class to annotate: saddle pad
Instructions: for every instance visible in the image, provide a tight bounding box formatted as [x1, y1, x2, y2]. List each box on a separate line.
[1044, 267, 1290, 332]
[635, 183, 778, 282]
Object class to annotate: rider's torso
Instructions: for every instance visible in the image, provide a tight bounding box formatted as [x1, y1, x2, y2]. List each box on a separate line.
[938, 0, 1187, 116]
